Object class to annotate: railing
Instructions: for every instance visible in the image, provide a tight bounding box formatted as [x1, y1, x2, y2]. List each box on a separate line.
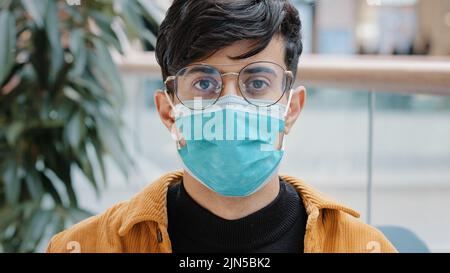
[115, 52, 450, 95]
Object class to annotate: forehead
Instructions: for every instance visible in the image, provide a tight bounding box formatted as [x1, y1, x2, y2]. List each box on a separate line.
[192, 36, 286, 72]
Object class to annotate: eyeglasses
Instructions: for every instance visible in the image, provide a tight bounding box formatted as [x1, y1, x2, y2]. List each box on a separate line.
[164, 61, 294, 110]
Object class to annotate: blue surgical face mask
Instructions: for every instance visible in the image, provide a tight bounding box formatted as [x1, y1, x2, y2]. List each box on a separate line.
[166, 93, 293, 197]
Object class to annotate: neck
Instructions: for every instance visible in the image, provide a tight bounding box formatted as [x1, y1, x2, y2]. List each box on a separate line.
[182, 170, 280, 220]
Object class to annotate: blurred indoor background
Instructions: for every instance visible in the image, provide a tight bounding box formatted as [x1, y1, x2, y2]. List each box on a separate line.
[1, 0, 449, 253]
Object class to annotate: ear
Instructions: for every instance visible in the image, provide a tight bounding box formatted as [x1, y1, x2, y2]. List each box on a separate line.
[284, 86, 306, 135]
[154, 89, 175, 130]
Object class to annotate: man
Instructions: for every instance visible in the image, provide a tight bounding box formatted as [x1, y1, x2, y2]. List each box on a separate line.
[47, 0, 396, 253]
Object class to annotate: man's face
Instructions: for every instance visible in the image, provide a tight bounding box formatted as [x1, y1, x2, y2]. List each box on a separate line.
[154, 36, 306, 136]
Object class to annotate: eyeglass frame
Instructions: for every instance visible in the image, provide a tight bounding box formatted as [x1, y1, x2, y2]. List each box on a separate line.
[164, 61, 294, 110]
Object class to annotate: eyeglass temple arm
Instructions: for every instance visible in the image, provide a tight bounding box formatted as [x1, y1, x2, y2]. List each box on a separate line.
[284, 71, 295, 117]
[164, 76, 176, 85]
[163, 76, 177, 109]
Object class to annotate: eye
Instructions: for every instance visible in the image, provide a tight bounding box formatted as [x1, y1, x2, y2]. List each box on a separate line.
[250, 80, 267, 89]
[245, 79, 270, 93]
[193, 78, 219, 93]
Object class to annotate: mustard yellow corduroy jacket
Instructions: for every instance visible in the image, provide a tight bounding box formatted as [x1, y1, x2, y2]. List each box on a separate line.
[46, 171, 397, 253]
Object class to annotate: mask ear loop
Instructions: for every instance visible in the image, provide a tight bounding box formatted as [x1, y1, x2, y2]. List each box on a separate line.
[164, 90, 185, 149]
[280, 88, 296, 150]
[284, 88, 295, 118]
[164, 90, 177, 115]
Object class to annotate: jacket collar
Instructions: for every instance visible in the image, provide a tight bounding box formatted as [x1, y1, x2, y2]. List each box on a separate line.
[118, 171, 360, 236]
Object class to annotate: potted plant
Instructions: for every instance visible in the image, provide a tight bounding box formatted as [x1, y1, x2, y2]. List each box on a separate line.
[0, 0, 161, 252]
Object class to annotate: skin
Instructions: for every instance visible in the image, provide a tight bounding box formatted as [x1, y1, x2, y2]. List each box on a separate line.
[154, 36, 306, 220]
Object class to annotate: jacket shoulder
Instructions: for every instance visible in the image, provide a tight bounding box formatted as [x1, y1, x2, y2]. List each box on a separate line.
[321, 209, 398, 253]
[46, 201, 128, 253]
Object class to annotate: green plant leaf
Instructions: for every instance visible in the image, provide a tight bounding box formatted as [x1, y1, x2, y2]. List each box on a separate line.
[116, 0, 142, 36]
[64, 178, 78, 208]
[90, 138, 107, 187]
[20, 0, 48, 28]
[69, 28, 87, 77]
[74, 143, 100, 197]
[47, 210, 65, 243]
[25, 170, 44, 200]
[2, 160, 21, 204]
[43, 167, 78, 208]
[40, 172, 63, 205]
[68, 207, 92, 224]
[0, 206, 21, 231]
[88, 10, 123, 54]
[19, 209, 52, 252]
[0, 10, 16, 85]
[89, 38, 124, 102]
[5, 122, 24, 145]
[45, 0, 64, 85]
[72, 76, 112, 104]
[95, 116, 130, 177]
[137, 0, 164, 25]
[61, 3, 83, 23]
[117, 0, 157, 46]
[65, 112, 84, 150]
[30, 28, 50, 89]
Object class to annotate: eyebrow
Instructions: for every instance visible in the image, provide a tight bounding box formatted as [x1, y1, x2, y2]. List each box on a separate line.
[183, 65, 277, 76]
[242, 66, 276, 76]
[186, 66, 218, 75]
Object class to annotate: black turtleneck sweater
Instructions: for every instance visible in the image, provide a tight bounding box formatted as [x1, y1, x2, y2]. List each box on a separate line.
[166, 179, 307, 253]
